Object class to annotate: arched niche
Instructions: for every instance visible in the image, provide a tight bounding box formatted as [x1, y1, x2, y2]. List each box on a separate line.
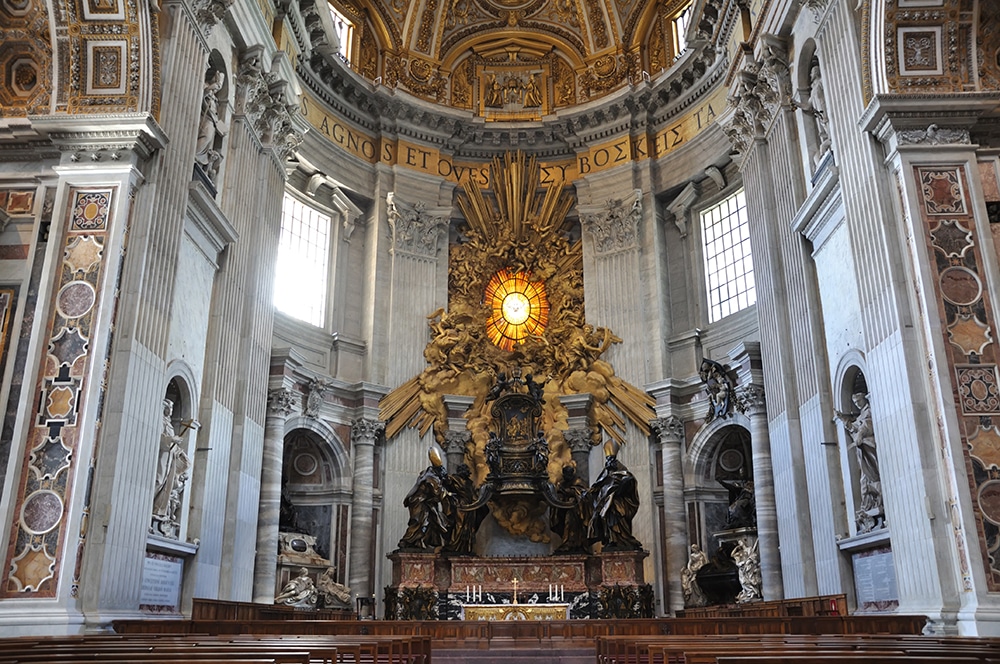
[685, 416, 752, 557]
[280, 421, 352, 584]
[151, 366, 200, 543]
[833, 353, 882, 536]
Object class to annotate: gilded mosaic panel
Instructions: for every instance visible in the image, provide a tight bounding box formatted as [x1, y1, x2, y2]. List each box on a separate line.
[0, 187, 114, 598]
[914, 164, 1000, 589]
[0, 0, 52, 117]
[883, 0, 980, 93]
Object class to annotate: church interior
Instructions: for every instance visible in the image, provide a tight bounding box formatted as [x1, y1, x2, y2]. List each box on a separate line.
[1, 0, 1000, 659]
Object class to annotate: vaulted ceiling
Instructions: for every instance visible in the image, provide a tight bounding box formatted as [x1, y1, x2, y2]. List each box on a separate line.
[330, 0, 694, 116]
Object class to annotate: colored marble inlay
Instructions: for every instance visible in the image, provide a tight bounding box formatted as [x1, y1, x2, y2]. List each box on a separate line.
[930, 219, 974, 258]
[979, 481, 1000, 526]
[71, 191, 110, 231]
[947, 315, 993, 356]
[968, 426, 1000, 471]
[1, 187, 114, 598]
[913, 163, 1000, 589]
[5, 191, 34, 214]
[920, 168, 966, 215]
[939, 266, 982, 306]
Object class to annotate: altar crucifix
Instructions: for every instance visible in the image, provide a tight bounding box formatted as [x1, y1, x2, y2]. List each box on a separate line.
[512, 577, 519, 604]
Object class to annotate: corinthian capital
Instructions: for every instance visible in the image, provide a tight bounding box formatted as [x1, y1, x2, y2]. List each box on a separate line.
[351, 418, 385, 443]
[443, 430, 471, 455]
[650, 416, 685, 444]
[386, 192, 450, 258]
[267, 388, 295, 416]
[579, 189, 642, 255]
[736, 384, 767, 416]
[564, 429, 593, 453]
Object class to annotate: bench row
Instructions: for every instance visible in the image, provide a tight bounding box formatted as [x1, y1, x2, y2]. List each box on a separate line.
[0, 633, 431, 664]
[594, 633, 1000, 664]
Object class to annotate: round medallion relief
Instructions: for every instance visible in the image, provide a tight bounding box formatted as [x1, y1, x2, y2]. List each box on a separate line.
[719, 448, 744, 473]
[20, 490, 64, 535]
[293, 452, 318, 476]
[939, 266, 982, 306]
[978, 480, 1000, 526]
[56, 280, 96, 319]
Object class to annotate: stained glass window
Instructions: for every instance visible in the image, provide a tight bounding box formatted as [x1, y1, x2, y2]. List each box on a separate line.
[485, 268, 549, 351]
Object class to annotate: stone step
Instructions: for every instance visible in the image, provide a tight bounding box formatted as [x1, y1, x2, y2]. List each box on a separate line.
[432, 648, 594, 664]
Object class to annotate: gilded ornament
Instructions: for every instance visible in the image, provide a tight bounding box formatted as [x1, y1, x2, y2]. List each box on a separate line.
[379, 153, 655, 485]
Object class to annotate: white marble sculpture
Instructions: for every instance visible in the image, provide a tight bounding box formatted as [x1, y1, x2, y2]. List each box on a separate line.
[151, 399, 191, 539]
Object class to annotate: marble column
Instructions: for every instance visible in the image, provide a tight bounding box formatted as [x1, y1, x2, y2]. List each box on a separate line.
[348, 418, 384, 597]
[737, 384, 783, 600]
[560, 393, 593, 481]
[444, 431, 471, 473]
[442, 394, 475, 472]
[565, 430, 593, 484]
[252, 387, 295, 602]
[651, 416, 688, 615]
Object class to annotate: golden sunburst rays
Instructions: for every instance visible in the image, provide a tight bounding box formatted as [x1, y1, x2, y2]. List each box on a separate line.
[456, 152, 574, 246]
[379, 150, 655, 448]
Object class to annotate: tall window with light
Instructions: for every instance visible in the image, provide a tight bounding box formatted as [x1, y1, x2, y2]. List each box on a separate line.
[702, 189, 756, 323]
[672, 3, 693, 61]
[274, 193, 330, 328]
[329, 4, 354, 63]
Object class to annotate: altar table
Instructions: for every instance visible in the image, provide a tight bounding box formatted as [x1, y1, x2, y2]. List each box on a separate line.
[461, 603, 570, 620]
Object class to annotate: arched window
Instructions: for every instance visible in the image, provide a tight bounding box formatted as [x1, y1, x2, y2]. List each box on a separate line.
[329, 3, 354, 63]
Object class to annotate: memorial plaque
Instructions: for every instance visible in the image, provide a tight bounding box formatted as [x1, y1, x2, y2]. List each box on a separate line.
[140, 552, 183, 613]
[852, 545, 899, 611]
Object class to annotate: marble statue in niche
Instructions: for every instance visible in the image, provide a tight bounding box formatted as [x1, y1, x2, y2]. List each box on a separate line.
[802, 62, 831, 169]
[151, 398, 193, 539]
[835, 391, 884, 533]
[194, 68, 228, 183]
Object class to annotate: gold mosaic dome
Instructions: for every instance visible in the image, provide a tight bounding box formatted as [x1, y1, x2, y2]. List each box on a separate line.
[327, 0, 694, 117]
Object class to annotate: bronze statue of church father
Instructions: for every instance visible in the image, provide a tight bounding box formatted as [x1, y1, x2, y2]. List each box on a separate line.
[385, 371, 653, 620]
